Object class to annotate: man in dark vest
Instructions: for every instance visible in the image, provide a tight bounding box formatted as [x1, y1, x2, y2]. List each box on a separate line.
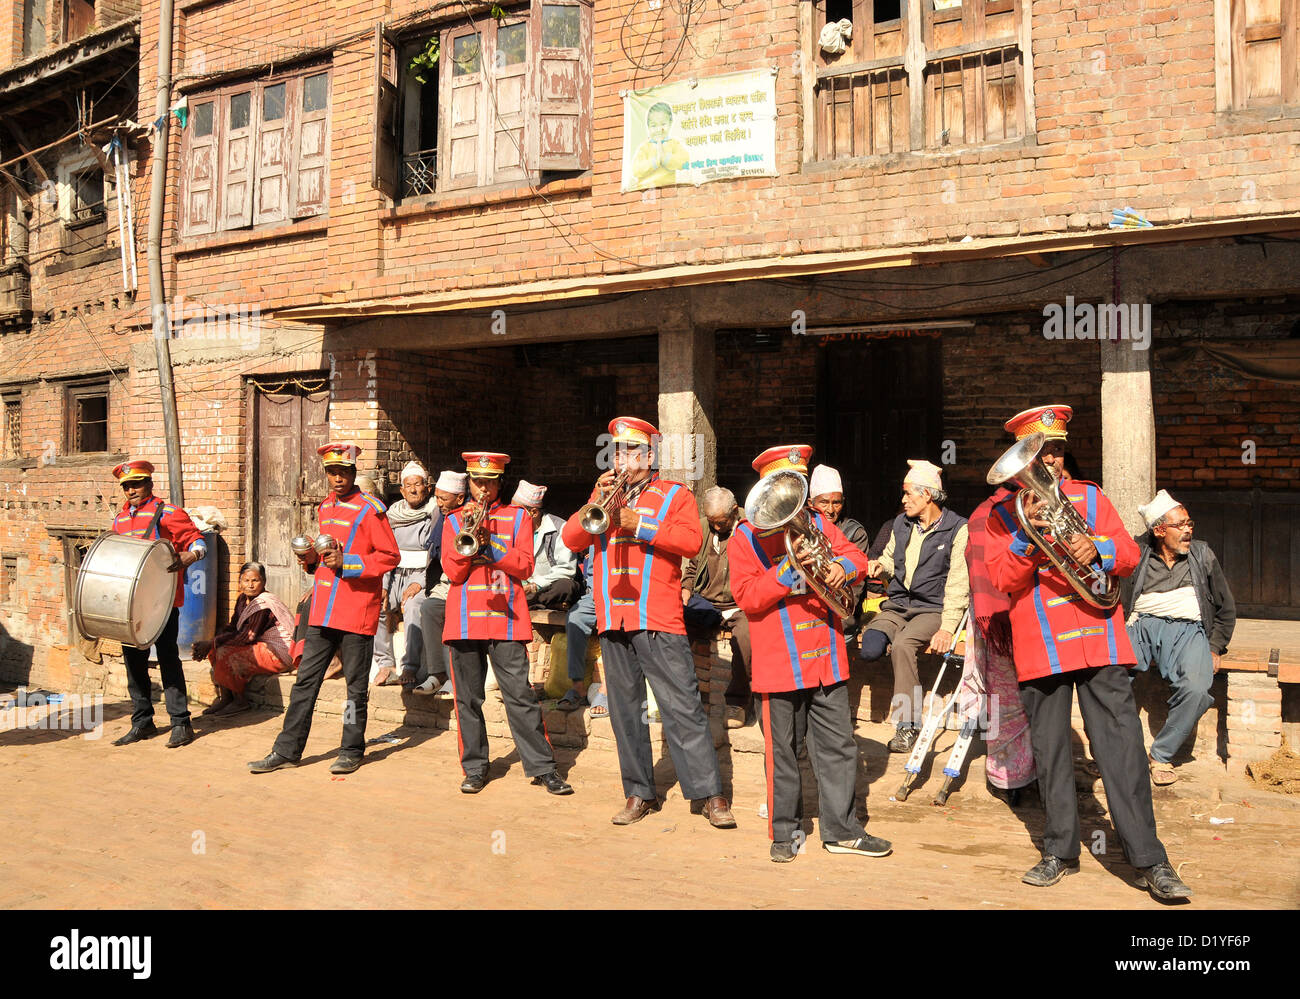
[860, 460, 970, 753]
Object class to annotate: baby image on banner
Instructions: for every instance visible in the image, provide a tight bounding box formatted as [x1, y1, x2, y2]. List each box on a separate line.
[621, 68, 778, 193]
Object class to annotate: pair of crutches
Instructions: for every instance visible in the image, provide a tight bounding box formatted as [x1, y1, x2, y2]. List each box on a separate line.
[893, 609, 976, 806]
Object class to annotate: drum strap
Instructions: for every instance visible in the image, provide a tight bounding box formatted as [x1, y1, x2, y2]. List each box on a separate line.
[146, 500, 166, 540]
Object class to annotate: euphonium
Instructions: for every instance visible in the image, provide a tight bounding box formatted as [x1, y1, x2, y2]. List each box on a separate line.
[454, 501, 489, 557]
[577, 470, 631, 535]
[986, 430, 1120, 609]
[742, 469, 856, 619]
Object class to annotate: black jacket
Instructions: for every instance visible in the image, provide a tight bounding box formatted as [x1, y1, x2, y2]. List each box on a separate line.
[1121, 533, 1236, 655]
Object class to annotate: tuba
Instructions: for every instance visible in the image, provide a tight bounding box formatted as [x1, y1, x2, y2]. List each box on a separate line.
[743, 469, 856, 619]
[986, 431, 1119, 609]
[577, 470, 631, 535]
[454, 501, 489, 557]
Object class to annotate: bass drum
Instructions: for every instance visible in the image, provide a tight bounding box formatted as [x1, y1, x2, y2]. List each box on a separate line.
[74, 533, 178, 650]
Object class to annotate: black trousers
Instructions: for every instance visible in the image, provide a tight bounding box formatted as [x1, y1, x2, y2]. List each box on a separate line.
[447, 639, 556, 779]
[1019, 664, 1167, 867]
[273, 626, 372, 761]
[759, 682, 864, 844]
[526, 576, 579, 610]
[123, 606, 190, 727]
[600, 629, 723, 802]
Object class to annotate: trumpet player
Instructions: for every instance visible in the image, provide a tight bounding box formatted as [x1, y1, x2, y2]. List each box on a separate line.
[249, 443, 399, 776]
[985, 405, 1191, 901]
[730, 445, 890, 863]
[561, 417, 734, 829]
[440, 452, 572, 797]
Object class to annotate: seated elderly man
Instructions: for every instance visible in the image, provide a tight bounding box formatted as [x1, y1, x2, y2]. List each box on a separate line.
[373, 463, 438, 687]
[808, 464, 872, 635]
[861, 459, 970, 753]
[413, 469, 468, 694]
[514, 480, 580, 609]
[682, 486, 753, 728]
[1124, 489, 1236, 785]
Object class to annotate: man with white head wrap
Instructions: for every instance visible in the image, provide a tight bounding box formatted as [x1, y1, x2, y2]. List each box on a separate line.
[373, 461, 437, 687]
[414, 469, 468, 694]
[808, 464, 871, 636]
[512, 479, 580, 609]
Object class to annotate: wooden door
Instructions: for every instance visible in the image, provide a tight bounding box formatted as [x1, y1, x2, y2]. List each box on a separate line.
[252, 383, 330, 605]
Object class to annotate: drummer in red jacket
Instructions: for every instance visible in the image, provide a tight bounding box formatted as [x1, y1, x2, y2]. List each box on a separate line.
[729, 445, 891, 863]
[110, 460, 208, 749]
[249, 442, 399, 775]
[561, 417, 734, 829]
[985, 404, 1191, 901]
[440, 451, 571, 796]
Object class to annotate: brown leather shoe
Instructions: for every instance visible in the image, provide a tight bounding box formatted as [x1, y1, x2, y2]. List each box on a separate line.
[611, 795, 658, 826]
[703, 795, 737, 829]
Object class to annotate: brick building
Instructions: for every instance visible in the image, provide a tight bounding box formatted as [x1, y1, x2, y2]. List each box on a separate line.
[1, 2, 1298, 762]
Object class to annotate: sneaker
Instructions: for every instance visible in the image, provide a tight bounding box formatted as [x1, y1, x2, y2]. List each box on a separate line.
[1021, 854, 1080, 887]
[824, 835, 893, 858]
[888, 724, 919, 754]
[460, 771, 489, 794]
[411, 676, 443, 696]
[1138, 861, 1193, 901]
[770, 840, 799, 863]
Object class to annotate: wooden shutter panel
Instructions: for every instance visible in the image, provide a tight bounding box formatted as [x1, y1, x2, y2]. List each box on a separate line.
[489, 17, 529, 184]
[181, 100, 218, 237]
[372, 24, 401, 199]
[442, 24, 487, 191]
[293, 71, 330, 218]
[532, 0, 592, 171]
[254, 80, 289, 225]
[221, 90, 255, 229]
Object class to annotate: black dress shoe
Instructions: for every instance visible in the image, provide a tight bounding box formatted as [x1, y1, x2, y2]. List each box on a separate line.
[1022, 854, 1080, 887]
[113, 722, 159, 746]
[329, 756, 362, 775]
[1138, 861, 1193, 901]
[247, 752, 297, 774]
[532, 771, 574, 795]
[165, 722, 196, 748]
[460, 772, 489, 794]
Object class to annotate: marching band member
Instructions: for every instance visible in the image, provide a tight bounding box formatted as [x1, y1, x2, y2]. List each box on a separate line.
[561, 417, 734, 828]
[248, 443, 399, 775]
[110, 460, 207, 748]
[986, 405, 1191, 900]
[729, 446, 891, 862]
[441, 452, 572, 796]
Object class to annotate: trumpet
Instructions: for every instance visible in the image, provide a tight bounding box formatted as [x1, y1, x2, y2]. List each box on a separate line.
[743, 469, 856, 619]
[577, 470, 631, 535]
[986, 430, 1119, 609]
[454, 501, 489, 557]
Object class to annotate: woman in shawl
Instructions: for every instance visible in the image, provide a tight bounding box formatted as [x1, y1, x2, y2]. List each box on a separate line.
[197, 562, 296, 716]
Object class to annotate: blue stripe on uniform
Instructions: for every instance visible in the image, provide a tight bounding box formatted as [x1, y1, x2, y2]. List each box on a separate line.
[637, 484, 680, 630]
[506, 508, 523, 641]
[1084, 484, 1097, 533]
[1032, 584, 1063, 675]
[598, 531, 612, 630]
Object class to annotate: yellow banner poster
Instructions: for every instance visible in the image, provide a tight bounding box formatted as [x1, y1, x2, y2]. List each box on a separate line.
[621, 68, 778, 192]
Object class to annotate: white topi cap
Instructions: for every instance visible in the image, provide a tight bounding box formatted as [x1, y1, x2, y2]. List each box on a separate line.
[400, 461, 429, 483]
[435, 470, 468, 494]
[809, 464, 843, 498]
[904, 459, 944, 492]
[1139, 489, 1182, 529]
[512, 479, 547, 508]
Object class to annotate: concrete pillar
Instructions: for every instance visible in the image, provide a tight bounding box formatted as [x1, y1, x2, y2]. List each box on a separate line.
[1099, 304, 1156, 538]
[657, 323, 716, 496]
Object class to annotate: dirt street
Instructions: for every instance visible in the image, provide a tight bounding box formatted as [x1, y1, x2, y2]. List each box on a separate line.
[2, 694, 1296, 910]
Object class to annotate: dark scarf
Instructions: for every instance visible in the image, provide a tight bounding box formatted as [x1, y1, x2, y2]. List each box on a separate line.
[966, 487, 1015, 658]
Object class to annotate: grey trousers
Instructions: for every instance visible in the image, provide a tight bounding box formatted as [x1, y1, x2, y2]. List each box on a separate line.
[447, 639, 555, 779]
[862, 606, 942, 725]
[373, 586, 428, 673]
[417, 596, 449, 681]
[1019, 664, 1167, 868]
[600, 629, 723, 802]
[759, 682, 865, 844]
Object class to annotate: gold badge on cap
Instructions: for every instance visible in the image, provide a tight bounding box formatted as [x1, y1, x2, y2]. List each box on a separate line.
[478, 456, 491, 468]
[1042, 409, 1056, 426]
[787, 447, 801, 464]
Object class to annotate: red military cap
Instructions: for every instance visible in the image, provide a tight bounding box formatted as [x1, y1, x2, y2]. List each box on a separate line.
[1004, 404, 1072, 441]
[752, 445, 813, 478]
[608, 417, 658, 447]
[317, 442, 362, 467]
[462, 451, 511, 477]
[112, 459, 154, 483]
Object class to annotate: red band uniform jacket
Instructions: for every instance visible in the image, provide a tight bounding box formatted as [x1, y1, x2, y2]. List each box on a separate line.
[309, 488, 400, 635]
[561, 476, 702, 635]
[728, 513, 867, 692]
[113, 496, 206, 609]
[441, 501, 535, 642]
[985, 478, 1139, 682]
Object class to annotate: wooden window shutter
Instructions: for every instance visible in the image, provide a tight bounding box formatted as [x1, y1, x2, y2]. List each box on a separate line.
[441, 24, 487, 191]
[221, 90, 256, 229]
[292, 71, 331, 217]
[532, 0, 592, 171]
[372, 24, 401, 199]
[181, 100, 218, 236]
[490, 16, 530, 184]
[254, 80, 290, 225]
